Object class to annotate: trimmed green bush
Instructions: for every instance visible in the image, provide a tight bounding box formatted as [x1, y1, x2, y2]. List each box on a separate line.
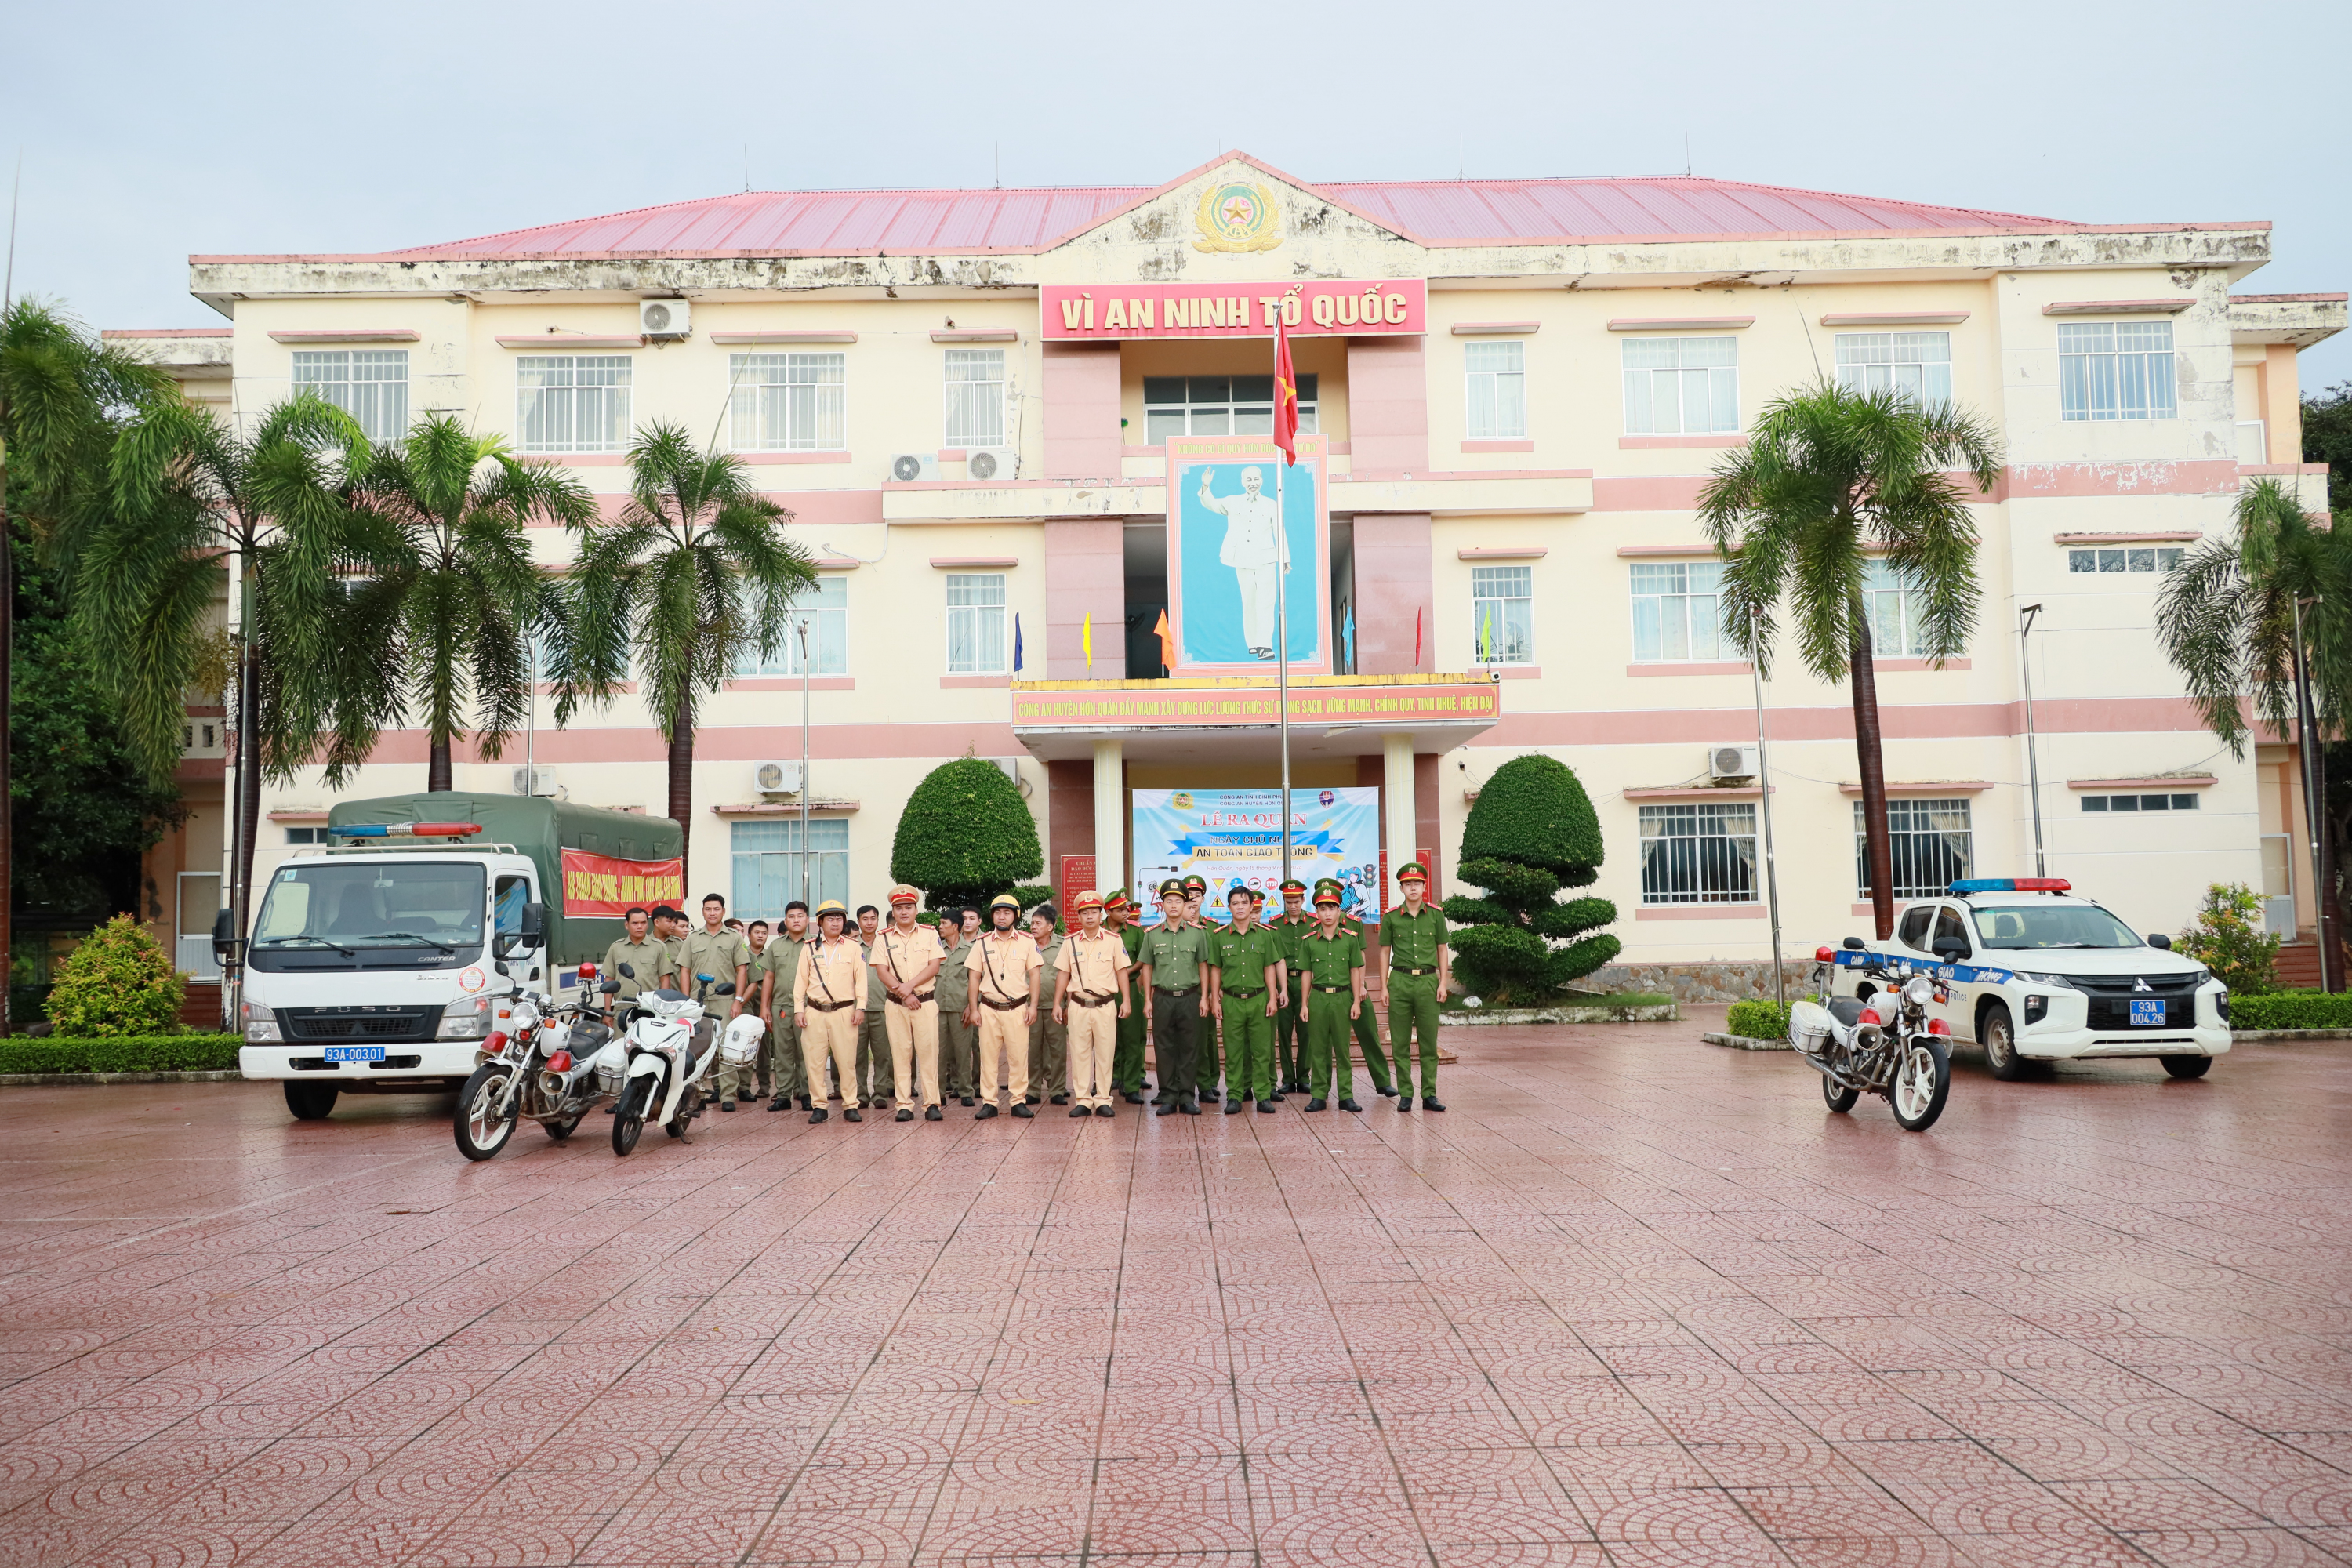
[46, 914, 185, 1037]
[0, 1035, 241, 1074]
[1726, 1000, 1792, 1040]
[2227, 991, 2352, 1032]
[891, 757, 1044, 911]
[1442, 756, 1620, 1004]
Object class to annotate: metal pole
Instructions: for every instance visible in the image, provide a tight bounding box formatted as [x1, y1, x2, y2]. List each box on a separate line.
[2019, 604, 2046, 879]
[798, 617, 811, 907]
[2292, 596, 2332, 992]
[1275, 458, 1291, 883]
[524, 633, 536, 795]
[1749, 611, 1784, 1011]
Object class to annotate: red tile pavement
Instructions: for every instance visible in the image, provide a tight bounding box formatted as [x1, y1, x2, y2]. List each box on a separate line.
[2, 1019, 2351, 1566]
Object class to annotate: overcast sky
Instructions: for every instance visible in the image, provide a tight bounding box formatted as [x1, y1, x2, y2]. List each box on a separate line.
[8, 0, 2347, 394]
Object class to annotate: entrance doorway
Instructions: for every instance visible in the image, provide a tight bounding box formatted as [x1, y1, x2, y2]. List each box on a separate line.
[1124, 519, 1168, 677]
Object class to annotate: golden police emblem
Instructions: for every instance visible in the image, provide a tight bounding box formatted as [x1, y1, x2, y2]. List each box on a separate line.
[1193, 182, 1282, 254]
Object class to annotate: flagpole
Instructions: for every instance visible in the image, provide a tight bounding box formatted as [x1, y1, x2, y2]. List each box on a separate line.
[1276, 454, 1291, 884]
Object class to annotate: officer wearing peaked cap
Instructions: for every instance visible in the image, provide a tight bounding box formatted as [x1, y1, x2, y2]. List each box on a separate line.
[1378, 862, 1450, 1112]
[1296, 880, 1366, 1112]
[964, 892, 1042, 1117]
[793, 900, 866, 1124]
[1105, 891, 1151, 1102]
[1175, 874, 1224, 1102]
[1137, 879, 1207, 1115]
[1269, 877, 1312, 1096]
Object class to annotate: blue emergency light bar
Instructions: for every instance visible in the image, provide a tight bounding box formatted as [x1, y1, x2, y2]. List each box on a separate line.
[328, 822, 484, 839]
[1947, 877, 2071, 895]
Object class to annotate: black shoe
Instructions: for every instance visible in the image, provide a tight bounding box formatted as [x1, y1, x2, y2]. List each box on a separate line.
[1340, 1098, 1363, 1113]
[844, 1108, 862, 1123]
[1025, 1094, 1040, 1105]
[1224, 1099, 1244, 1115]
[896, 1108, 913, 1122]
[1069, 1105, 1091, 1119]
[925, 1105, 943, 1121]
[1094, 1105, 1113, 1117]
[1157, 1100, 1181, 1116]
[1012, 1103, 1034, 1119]
[960, 1096, 975, 1107]
[1269, 1091, 1287, 1102]
[1305, 1098, 1327, 1112]
[1423, 1097, 1446, 1112]
[1178, 1098, 1200, 1116]
[720, 1100, 736, 1112]
[768, 1097, 789, 1112]
[1200, 1090, 1219, 1104]
[1396, 1096, 1411, 1111]
[1051, 1094, 1069, 1105]
[809, 1108, 829, 1124]
[1257, 1099, 1276, 1114]
[1377, 1085, 1398, 1098]
[1122, 1091, 1144, 1105]
[604, 1104, 619, 1114]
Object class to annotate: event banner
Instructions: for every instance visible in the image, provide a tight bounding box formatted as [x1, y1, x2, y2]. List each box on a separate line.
[559, 848, 684, 918]
[1131, 787, 1380, 927]
[1167, 434, 1328, 675]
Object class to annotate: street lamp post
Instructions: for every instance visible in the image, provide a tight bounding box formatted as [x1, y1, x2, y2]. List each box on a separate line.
[1748, 612, 1784, 1011]
[2019, 604, 2046, 879]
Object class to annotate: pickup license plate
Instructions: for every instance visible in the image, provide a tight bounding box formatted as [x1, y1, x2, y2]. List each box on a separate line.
[2129, 1000, 2166, 1027]
[322, 1045, 387, 1063]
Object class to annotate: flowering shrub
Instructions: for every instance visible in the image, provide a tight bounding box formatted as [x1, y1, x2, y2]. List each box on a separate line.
[2176, 883, 2280, 996]
[45, 914, 186, 1037]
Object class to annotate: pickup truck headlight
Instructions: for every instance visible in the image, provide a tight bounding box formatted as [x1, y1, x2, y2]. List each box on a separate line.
[2011, 971, 2082, 989]
[2216, 989, 2231, 1023]
[437, 994, 495, 1038]
[241, 1001, 281, 1043]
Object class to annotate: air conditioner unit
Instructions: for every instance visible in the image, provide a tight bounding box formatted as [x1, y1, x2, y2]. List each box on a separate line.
[965, 447, 1020, 481]
[753, 760, 803, 796]
[512, 766, 560, 796]
[988, 758, 1020, 782]
[1708, 745, 1759, 782]
[888, 452, 939, 483]
[638, 299, 690, 338]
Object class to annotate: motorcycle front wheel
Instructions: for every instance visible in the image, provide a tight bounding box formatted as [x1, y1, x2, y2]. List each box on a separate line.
[612, 1076, 652, 1156]
[543, 1114, 582, 1142]
[1821, 1072, 1860, 1114]
[1889, 1035, 1951, 1131]
[455, 1065, 519, 1162]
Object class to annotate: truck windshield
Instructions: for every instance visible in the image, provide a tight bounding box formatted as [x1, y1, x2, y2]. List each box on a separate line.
[252, 862, 487, 954]
[1972, 904, 2143, 950]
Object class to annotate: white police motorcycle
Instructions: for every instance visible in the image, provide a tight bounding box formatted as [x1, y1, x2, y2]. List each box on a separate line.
[452, 974, 618, 1162]
[605, 964, 754, 1157]
[1787, 937, 1953, 1132]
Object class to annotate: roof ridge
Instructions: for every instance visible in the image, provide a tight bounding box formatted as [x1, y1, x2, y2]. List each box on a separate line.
[1316, 172, 2065, 227]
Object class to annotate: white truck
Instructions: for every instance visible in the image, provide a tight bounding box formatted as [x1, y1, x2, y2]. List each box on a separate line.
[227, 793, 684, 1120]
[1832, 877, 2231, 1081]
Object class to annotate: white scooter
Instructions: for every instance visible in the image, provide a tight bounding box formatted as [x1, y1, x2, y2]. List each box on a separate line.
[607, 964, 739, 1156]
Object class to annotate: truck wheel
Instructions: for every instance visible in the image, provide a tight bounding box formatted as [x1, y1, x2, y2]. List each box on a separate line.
[2161, 1054, 2212, 1080]
[454, 1065, 518, 1162]
[612, 1078, 650, 1156]
[1821, 1073, 1860, 1113]
[1981, 1002, 2028, 1082]
[284, 1082, 338, 1121]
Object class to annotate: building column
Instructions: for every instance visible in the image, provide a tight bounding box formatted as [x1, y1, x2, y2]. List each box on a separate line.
[1093, 739, 1124, 894]
[1383, 731, 1416, 906]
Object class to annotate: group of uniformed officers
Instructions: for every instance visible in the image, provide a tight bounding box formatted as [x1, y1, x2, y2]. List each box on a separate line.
[596, 862, 1453, 1125]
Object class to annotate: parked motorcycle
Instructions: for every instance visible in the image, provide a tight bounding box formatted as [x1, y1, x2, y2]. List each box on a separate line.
[1787, 938, 1952, 1131]
[452, 966, 619, 1161]
[608, 965, 737, 1156]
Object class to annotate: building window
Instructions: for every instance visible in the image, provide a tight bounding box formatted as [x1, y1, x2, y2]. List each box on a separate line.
[2082, 793, 2201, 813]
[735, 576, 848, 677]
[2059, 321, 2176, 422]
[292, 350, 408, 442]
[1142, 375, 1319, 443]
[1857, 798, 1973, 901]
[1861, 560, 1934, 658]
[2068, 546, 2185, 574]
[943, 349, 1006, 448]
[1630, 561, 1726, 662]
[729, 353, 845, 451]
[946, 573, 1007, 673]
[285, 826, 329, 845]
[1623, 337, 1738, 435]
[1835, 332, 1951, 405]
[517, 355, 631, 453]
[1465, 342, 1526, 438]
[731, 818, 848, 917]
[1639, 802, 1759, 905]
[1471, 565, 1533, 665]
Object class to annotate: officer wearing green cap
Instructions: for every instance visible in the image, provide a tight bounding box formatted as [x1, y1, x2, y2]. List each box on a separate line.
[1137, 878, 1207, 1114]
[1296, 880, 1366, 1112]
[1177, 873, 1224, 1102]
[1338, 895, 1398, 1099]
[1204, 884, 1283, 1113]
[1378, 861, 1450, 1111]
[1269, 877, 1312, 1095]
[1105, 891, 1151, 1102]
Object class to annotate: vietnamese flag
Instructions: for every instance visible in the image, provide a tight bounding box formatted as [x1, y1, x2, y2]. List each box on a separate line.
[1273, 314, 1300, 466]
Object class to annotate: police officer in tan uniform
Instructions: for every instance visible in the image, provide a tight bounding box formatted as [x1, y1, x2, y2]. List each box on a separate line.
[874, 884, 947, 1122]
[964, 893, 1042, 1119]
[793, 901, 866, 1124]
[1054, 891, 1131, 1117]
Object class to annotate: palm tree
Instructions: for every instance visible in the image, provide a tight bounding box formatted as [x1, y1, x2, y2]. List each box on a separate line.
[550, 421, 814, 869]
[1700, 383, 2002, 940]
[0, 301, 172, 1033]
[341, 416, 595, 791]
[2157, 477, 2352, 989]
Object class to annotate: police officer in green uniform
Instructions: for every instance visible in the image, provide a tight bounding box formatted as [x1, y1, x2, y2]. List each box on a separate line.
[1137, 880, 1207, 1116]
[1106, 891, 1151, 1102]
[1378, 862, 1450, 1112]
[855, 905, 889, 1108]
[1296, 880, 1367, 1112]
[1204, 885, 1283, 1114]
[763, 901, 812, 1111]
[683, 894, 753, 1109]
[651, 905, 688, 989]
[1025, 904, 1069, 1105]
[1340, 901, 1398, 1098]
[1174, 873, 1223, 1102]
[1269, 878, 1312, 1095]
[934, 906, 979, 1105]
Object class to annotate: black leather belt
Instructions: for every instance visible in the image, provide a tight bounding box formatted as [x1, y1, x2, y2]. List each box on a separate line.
[1069, 993, 1116, 1008]
[889, 991, 936, 1006]
[1395, 965, 1438, 976]
[1222, 987, 1266, 999]
[979, 995, 1029, 1011]
[1154, 985, 1197, 997]
[1312, 984, 1350, 994]
[806, 999, 855, 1013]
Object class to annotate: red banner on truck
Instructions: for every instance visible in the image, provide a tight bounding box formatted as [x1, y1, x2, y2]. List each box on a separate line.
[560, 848, 684, 917]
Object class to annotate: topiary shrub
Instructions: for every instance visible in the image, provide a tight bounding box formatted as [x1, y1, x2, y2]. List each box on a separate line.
[891, 757, 1045, 911]
[45, 914, 185, 1038]
[1442, 755, 1620, 1004]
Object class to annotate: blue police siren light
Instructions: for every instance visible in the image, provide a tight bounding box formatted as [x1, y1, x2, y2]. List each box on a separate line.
[1947, 877, 2070, 895]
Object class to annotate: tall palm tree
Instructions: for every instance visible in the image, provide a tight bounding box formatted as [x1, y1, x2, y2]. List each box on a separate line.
[340, 416, 595, 791]
[0, 301, 172, 1033]
[2157, 477, 2352, 988]
[550, 422, 814, 869]
[1700, 383, 2002, 940]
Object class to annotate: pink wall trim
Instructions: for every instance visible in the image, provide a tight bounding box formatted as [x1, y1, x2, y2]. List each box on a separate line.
[495, 335, 640, 349]
[1635, 904, 1764, 920]
[1042, 343, 1122, 481]
[2042, 299, 2195, 316]
[1818, 312, 1969, 326]
[735, 450, 850, 464]
[103, 328, 230, 339]
[2053, 530, 2201, 543]
[1608, 317, 1755, 331]
[729, 677, 855, 692]
[1998, 460, 2240, 499]
[351, 720, 1020, 765]
[1620, 434, 1748, 449]
[2239, 463, 2330, 476]
[2067, 774, 2216, 789]
[2230, 292, 2350, 304]
[712, 800, 861, 815]
[1875, 658, 1972, 672]
[1627, 662, 1751, 677]
[1353, 512, 1433, 675]
[1123, 441, 1352, 456]
[930, 556, 1020, 568]
[1835, 780, 1992, 795]
[1458, 547, 1548, 560]
[1485, 664, 1543, 679]
[1491, 694, 2212, 747]
[932, 329, 1018, 343]
[1616, 543, 1715, 557]
[710, 331, 857, 343]
[1450, 322, 1540, 336]
[1043, 519, 1123, 678]
[941, 674, 1011, 689]
[1624, 786, 1763, 800]
[1461, 439, 1534, 454]
[267, 328, 420, 343]
[1348, 336, 1429, 475]
[769, 491, 885, 527]
[550, 453, 630, 466]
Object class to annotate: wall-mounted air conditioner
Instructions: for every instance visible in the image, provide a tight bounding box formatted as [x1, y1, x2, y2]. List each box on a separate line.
[1708, 745, 1759, 782]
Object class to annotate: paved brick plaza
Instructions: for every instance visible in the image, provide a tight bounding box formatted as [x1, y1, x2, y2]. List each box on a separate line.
[4, 1020, 2351, 1567]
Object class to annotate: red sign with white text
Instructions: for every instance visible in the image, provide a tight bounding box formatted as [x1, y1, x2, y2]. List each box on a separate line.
[1041, 279, 1426, 342]
[560, 848, 684, 918]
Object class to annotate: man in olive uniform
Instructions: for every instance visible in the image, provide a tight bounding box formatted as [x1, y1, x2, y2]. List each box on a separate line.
[1269, 878, 1312, 1095]
[601, 906, 666, 1006]
[1137, 880, 1207, 1116]
[1024, 905, 1069, 1105]
[1297, 880, 1367, 1112]
[1205, 885, 1284, 1113]
[743, 921, 774, 1101]
[650, 906, 688, 989]
[934, 907, 980, 1105]
[684, 893, 753, 1109]
[855, 905, 888, 1109]
[1106, 891, 1151, 1103]
[1340, 901, 1399, 1098]
[763, 901, 812, 1111]
[1378, 862, 1451, 1112]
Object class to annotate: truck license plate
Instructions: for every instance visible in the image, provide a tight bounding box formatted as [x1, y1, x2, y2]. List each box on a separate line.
[322, 1045, 387, 1062]
[2129, 1000, 2166, 1027]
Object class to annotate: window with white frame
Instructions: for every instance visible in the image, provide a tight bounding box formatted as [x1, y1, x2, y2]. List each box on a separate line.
[2082, 793, 2200, 814]
[2058, 321, 2176, 422]
[943, 349, 1006, 448]
[1835, 332, 1951, 405]
[1856, 798, 1973, 900]
[1639, 802, 1759, 905]
[516, 356, 631, 453]
[729, 353, 845, 451]
[1861, 560, 1933, 658]
[285, 826, 329, 845]
[735, 576, 848, 677]
[945, 573, 1007, 673]
[1143, 375, 1319, 443]
[1622, 336, 1739, 434]
[2068, 546, 2185, 575]
[1470, 565, 1533, 665]
[731, 818, 848, 917]
[1465, 342, 1526, 438]
[1630, 561, 1726, 662]
[292, 350, 408, 442]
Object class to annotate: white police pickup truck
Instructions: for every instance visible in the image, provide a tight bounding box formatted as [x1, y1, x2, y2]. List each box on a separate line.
[1832, 877, 2230, 1081]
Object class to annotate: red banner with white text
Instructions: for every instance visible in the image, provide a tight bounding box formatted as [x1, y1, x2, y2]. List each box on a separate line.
[560, 848, 684, 918]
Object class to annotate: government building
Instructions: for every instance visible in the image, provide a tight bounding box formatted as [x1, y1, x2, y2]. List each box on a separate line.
[117, 153, 2345, 994]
